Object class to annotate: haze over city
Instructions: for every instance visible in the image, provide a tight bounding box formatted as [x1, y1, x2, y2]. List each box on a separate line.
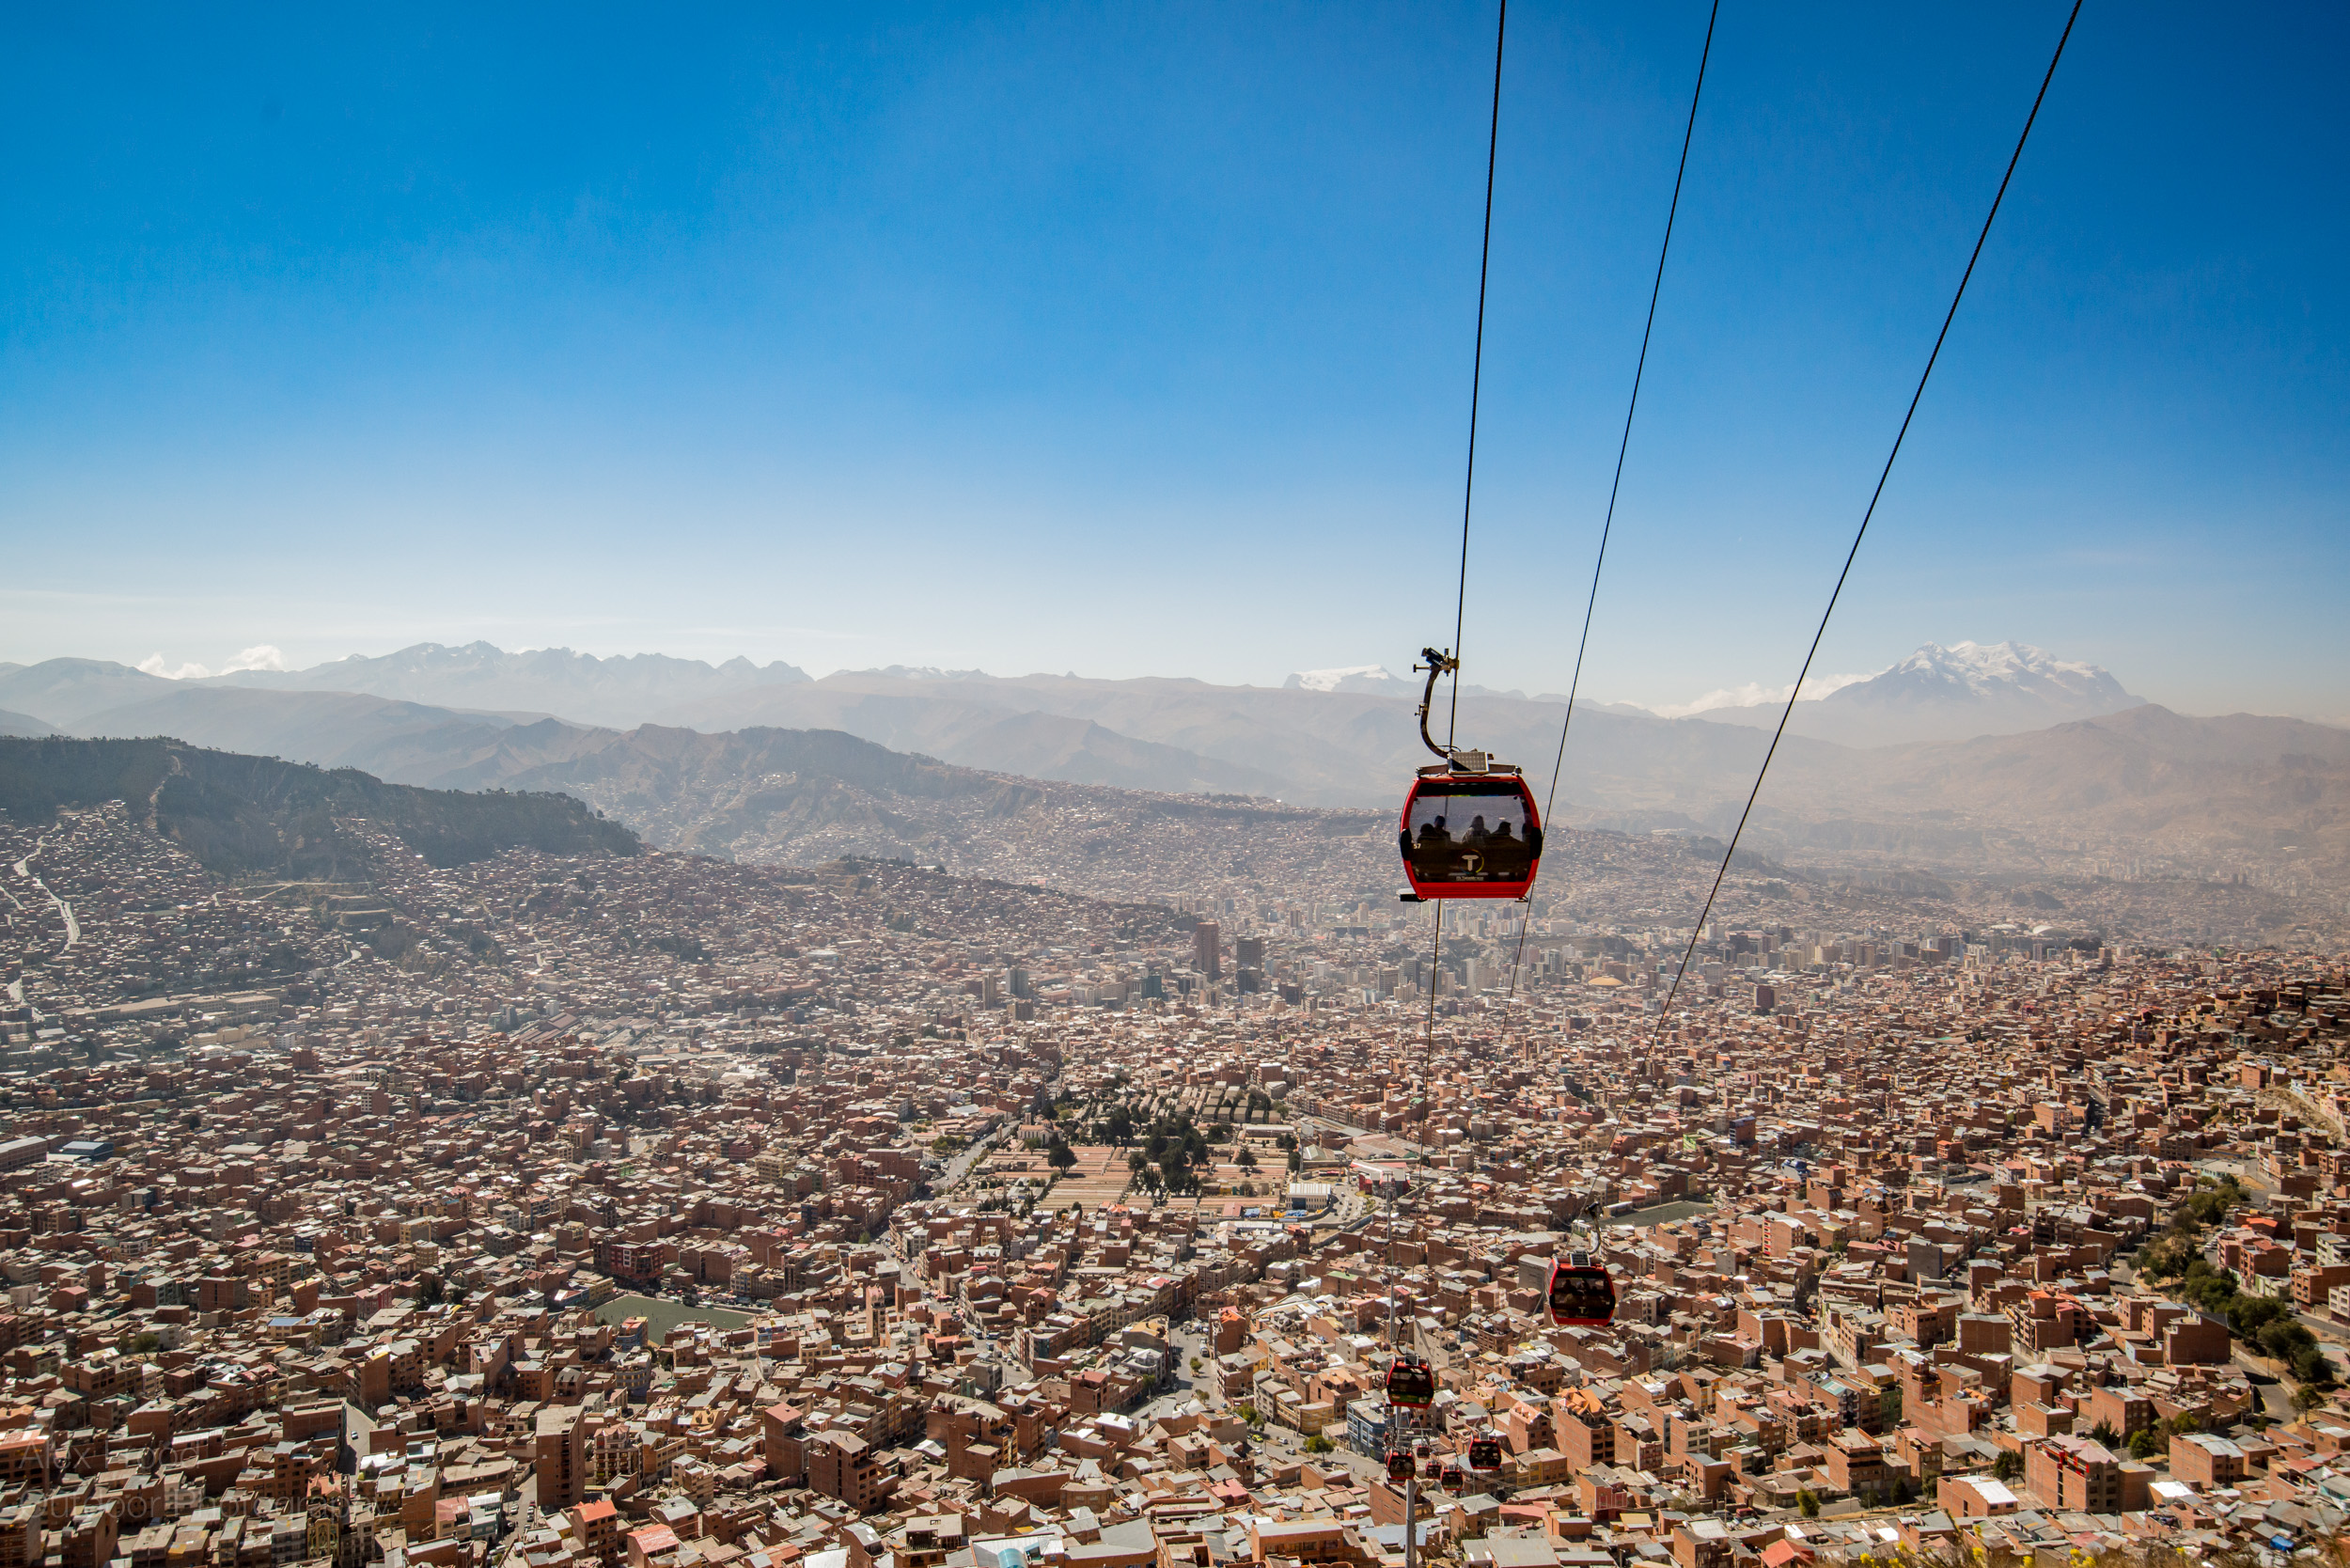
[4, 9, 2350, 1568]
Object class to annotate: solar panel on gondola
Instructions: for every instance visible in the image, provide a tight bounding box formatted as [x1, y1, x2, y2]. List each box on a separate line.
[1546, 1249, 1617, 1327]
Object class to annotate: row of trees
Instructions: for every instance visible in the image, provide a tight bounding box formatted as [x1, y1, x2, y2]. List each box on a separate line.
[1027, 1086, 1309, 1199]
[2085, 1408, 2218, 1460]
[2138, 1174, 2336, 1397]
[1067, 1084, 1282, 1151]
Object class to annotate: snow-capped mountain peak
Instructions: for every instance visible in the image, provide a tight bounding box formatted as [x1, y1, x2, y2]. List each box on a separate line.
[1863, 641, 2134, 706]
[1285, 666, 1413, 695]
[1625, 640, 2142, 745]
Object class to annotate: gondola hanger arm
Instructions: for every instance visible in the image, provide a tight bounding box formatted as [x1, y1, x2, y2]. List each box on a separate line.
[1413, 648, 1503, 774]
[1412, 648, 1457, 762]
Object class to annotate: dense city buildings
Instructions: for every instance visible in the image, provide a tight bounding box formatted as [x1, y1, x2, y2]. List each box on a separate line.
[4, 781, 2350, 1568]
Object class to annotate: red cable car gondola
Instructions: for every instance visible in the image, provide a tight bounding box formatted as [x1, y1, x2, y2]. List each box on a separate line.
[1545, 1249, 1617, 1327]
[1386, 1353, 1436, 1409]
[1466, 1433, 1503, 1472]
[1400, 770, 1542, 901]
[1386, 1446, 1416, 1485]
[1398, 650, 1543, 902]
[1435, 1463, 1462, 1494]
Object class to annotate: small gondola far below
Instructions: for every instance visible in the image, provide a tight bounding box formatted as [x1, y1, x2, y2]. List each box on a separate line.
[1396, 648, 1543, 903]
[1546, 1250, 1618, 1327]
[1385, 1352, 1437, 1409]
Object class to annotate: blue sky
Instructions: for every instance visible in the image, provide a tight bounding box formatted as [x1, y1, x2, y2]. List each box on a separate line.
[4, 2, 2343, 718]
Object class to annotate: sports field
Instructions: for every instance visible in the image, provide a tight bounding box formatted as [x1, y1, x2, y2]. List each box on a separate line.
[592, 1294, 752, 1345]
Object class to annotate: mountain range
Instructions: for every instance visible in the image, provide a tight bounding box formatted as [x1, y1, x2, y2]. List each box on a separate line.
[204, 641, 812, 728]
[1291, 641, 2145, 748]
[0, 637, 2142, 774]
[1, 641, 2342, 899]
[0, 645, 809, 730]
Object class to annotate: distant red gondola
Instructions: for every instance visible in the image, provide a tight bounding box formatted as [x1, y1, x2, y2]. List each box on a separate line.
[1546, 1250, 1617, 1327]
[1466, 1433, 1503, 1472]
[1386, 1352, 1436, 1409]
[1386, 1446, 1416, 1485]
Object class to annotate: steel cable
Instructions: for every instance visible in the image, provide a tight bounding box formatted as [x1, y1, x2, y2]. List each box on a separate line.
[1649, 0, 2086, 1043]
[1507, 0, 1722, 1003]
[1446, 0, 1507, 751]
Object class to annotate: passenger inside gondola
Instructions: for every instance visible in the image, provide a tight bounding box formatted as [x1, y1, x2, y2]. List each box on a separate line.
[1410, 813, 1457, 881]
[1482, 818, 1528, 878]
[1457, 814, 1488, 874]
[1413, 797, 1528, 883]
[1404, 780, 1542, 889]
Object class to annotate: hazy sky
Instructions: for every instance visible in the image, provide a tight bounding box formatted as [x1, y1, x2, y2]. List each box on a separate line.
[5, 3, 2344, 718]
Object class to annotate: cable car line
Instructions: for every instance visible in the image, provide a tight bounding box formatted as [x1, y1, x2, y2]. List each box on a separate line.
[1504, 0, 1721, 1004]
[1420, 898, 1443, 1055]
[1411, 654, 1452, 1064]
[1447, 0, 1508, 754]
[1648, 0, 2085, 1044]
[1403, 0, 1508, 1160]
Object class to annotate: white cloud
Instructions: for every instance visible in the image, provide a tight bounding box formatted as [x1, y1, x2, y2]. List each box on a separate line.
[1638, 670, 1872, 720]
[135, 644, 289, 681]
